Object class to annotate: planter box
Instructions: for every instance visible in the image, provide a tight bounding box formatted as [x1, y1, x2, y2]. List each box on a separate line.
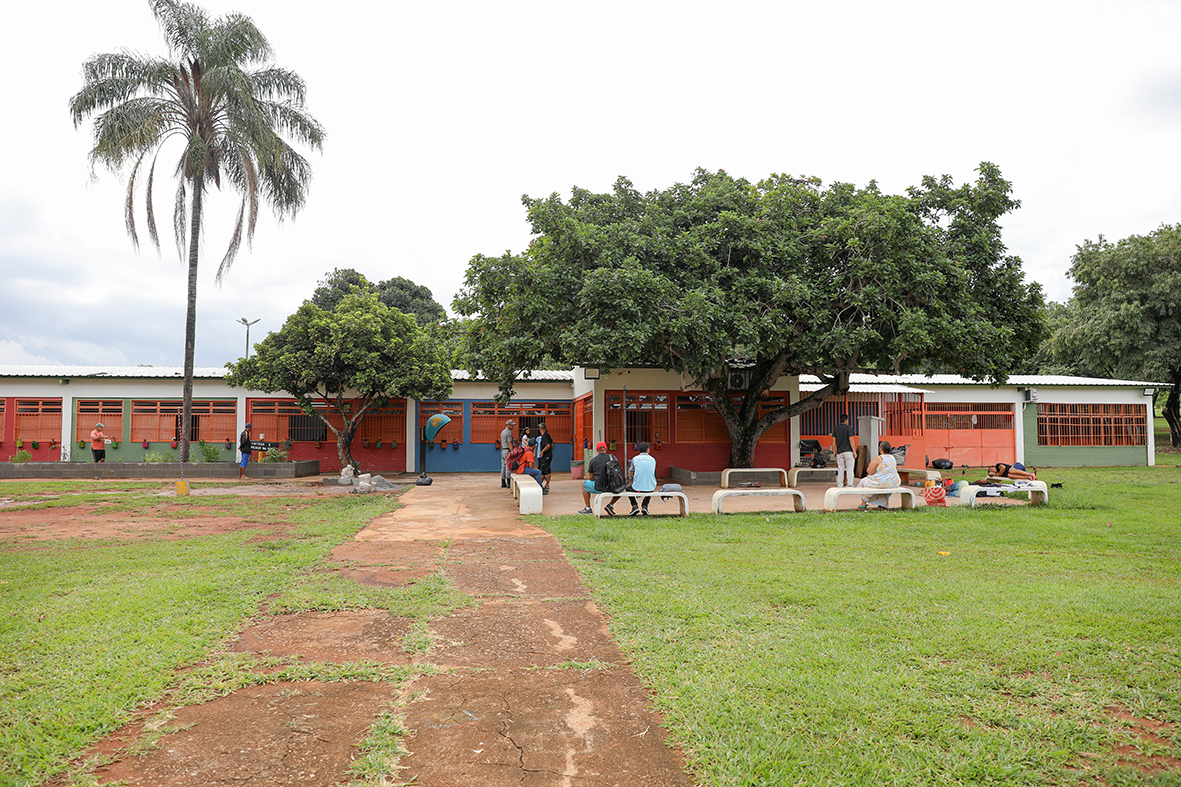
[0, 460, 321, 480]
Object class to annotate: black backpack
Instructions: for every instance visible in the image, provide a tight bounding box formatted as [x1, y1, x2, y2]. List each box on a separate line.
[932, 458, 953, 470]
[507, 446, 525, 472]
[603, 455, 627, 493]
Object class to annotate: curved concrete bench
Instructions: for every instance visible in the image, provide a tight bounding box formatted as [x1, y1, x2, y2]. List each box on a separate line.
[711, 488, 805, 514]
[509, 473, 543, 514]
[720, 467, 788, 488]
[962, 481, 1048, 506]
[788, 467, 838, 485]
[593, 491, 687, 517]
[823, 486, 917, 512]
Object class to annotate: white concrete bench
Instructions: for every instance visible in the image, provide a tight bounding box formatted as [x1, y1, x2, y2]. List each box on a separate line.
[593, 491, 687, 518]
[711, 488, 806, 514]
[823, 486, 917, 512]
[509, 473, 543, 514]
[720, 467, 788, 488]
[962, 481, 1048, 506]
[788, 467, 838, 485]
[898, 467, 941, 483]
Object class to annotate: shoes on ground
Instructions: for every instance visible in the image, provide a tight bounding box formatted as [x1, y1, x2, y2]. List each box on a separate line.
[577, 507, 592, 515]
[628, 508, 641, 516]
[604, 504, 616, 516]
[641, 509, 649, 516]
[542, 488, 549, 495]
[501, 480, 508, 488]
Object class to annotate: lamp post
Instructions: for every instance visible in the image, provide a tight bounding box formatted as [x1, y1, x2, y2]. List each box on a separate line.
[236, 318, 260, 358]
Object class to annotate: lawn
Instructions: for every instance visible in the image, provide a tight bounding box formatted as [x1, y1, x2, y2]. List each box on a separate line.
[0, 486, 466, 787]
[544, 465, 1181, 786]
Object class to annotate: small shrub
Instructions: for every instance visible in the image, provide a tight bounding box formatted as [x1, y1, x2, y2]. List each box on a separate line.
[196, 440, 221, 463]
[144, 451, 177, 463]
[262, 447, 289, 463]
[10, 450, 32, 463]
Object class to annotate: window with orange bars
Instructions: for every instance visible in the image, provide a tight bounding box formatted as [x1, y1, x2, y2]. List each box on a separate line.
[606, 391, 671, 446]
[130, 400, 236, 443]
[671, 392, 791, 444]
[0, 400, 5, 442]
[248, 399, 406, 443]
[75, 400, 125, 443]
[418, 401, 465, 442]
[1037, 403, 1146, 446]
[573, 394, 592, 450]
[924, 402, 1012, 430]
[469, 402, 573, 443]
[15, 399, 63, 442]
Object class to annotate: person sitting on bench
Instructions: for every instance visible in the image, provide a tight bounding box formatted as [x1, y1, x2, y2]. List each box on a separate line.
[858, 441, 901, 510]
[992, 462, 1037, 481]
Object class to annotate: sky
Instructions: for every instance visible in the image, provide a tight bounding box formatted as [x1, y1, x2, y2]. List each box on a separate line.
[3, 0, 1181, 369]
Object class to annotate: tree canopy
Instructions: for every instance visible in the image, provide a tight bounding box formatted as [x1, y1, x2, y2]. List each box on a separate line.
[69, 0, 323, 462]
[310, 268, 446, 326]
[225, 290, 453, 470]
[456, 165, 1045, 466]
[1056, 225, 1181, 446]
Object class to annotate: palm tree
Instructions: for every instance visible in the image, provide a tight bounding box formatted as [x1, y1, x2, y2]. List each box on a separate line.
[70, 0, 324, 462]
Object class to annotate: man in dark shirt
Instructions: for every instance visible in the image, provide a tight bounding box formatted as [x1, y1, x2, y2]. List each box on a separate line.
[578, 441, 612, 514]
[832, 414, 855, 487]
[536, 422, 554, 490]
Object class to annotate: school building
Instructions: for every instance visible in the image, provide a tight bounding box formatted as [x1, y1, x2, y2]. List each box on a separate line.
[0, 365, 1163, 472]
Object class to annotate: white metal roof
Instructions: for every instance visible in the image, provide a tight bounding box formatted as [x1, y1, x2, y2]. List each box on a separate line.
[801, 373, 1167, 389]
[0, 365, 574, 383]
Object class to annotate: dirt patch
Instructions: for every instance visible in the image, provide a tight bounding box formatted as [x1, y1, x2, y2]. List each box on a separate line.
[0, 504, 283, 543]
[230, 610, 417, 665]
[328, 540, 443, 587]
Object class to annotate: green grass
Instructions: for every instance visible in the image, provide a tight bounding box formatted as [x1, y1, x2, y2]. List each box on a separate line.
[0, 486, 469, 787]
[542, 466, 1181, 786]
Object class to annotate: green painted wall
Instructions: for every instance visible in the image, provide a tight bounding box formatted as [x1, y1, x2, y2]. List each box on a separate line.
[1021, 406, 1149, 467]
[68, 398, 237, 464]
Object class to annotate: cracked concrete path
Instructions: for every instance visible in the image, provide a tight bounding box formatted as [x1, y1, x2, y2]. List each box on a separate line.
[368, 475, 693, 787]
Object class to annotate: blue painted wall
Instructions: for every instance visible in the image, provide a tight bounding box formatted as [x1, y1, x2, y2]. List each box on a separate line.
[413, 399, 573, 473]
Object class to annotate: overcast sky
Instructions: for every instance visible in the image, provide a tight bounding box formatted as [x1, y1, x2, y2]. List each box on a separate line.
[3, 0, 1180, 369]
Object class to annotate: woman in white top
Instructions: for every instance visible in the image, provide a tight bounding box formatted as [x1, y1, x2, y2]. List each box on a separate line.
[858, 441, 901, 509]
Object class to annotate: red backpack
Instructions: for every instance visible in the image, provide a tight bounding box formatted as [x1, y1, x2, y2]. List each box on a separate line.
[507, 445, 526, 472]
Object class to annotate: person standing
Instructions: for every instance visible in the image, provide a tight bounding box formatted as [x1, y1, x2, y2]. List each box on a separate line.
[832, 414, 855, 487]
[499, 419, 516, 488]
[536, 422, 554, 490]
[90, 422, 107, 463]
[238, 422, 252, 480]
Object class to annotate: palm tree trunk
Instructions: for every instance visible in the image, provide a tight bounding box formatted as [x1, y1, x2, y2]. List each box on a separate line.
[181, 175, 203, 464]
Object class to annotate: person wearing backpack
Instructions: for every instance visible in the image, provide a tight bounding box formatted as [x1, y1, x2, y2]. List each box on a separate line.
[578, 441, 614, 514]
[514, 436, 547, 493]
[605, 441, 657, 516]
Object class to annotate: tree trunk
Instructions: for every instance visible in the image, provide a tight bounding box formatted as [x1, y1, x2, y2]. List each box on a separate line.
[336, 427, 355, 472]
[710, 376, 843, 468]
[1164, 367, 1181, 449]
[181, 176, 203, 465]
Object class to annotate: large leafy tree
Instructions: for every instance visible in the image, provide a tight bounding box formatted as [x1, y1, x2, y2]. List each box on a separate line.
[456, 165, 1044, 467]
[225, 290, 453, 470]
[70, 0, 324, 462]
[1057, 225, 1181, 447]
[310, 268, 447, 326]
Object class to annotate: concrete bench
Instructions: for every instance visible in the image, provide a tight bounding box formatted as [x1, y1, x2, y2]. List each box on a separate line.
[823, 486, 917, 512]
[711, 488, 806, 514]
[593, 491, 687, 518]
[509, 473, 543, 514]
[720, 467, 788, 488]
[788, 467, 838, 485]
[898, 467, 941, 484]
[962, 480, 1048, 506]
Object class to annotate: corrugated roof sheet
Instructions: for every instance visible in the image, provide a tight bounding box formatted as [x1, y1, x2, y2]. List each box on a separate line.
[0, 365, 575, 383]
[801, 373, 1167, 388]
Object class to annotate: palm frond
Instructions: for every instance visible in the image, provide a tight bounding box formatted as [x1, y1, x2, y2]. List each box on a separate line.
[173, 179, 187, 263]
[125, 153, 144, 249]
[146, 152, 162, 254]
[217, 199, 245, 284]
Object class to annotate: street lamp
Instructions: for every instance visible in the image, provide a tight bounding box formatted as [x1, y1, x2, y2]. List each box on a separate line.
[237, 317, 260, 358]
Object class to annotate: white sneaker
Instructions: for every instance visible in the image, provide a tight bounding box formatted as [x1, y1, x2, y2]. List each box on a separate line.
[577, 507, 592, 514]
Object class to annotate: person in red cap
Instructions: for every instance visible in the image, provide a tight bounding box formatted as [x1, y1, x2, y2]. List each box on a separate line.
[579, 441, 613, 514]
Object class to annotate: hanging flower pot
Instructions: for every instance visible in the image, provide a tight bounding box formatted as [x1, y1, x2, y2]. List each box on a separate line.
[224, 438, 232, 450]
[362, 437, 370, 448]
[314, 440, 322, 449]
[16, 438, 23, 449]
[78, 439, 86, 449]
[392, 440, 398, 449]
[31, 440, 40, 450]
[50, 440, 57, 450]
[111, 441, 119, 449]
[375, 439, 382, 449]
[427, 441, 435, 450]
[609, 440, 616, 450]
[142, 440, 150, 449]
[451, 441, 459, 450]
[170, 440, 178, 448]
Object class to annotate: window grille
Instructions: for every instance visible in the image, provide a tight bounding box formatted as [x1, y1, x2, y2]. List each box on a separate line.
[606, 391, 671, 446]
[75, 400, 125, 443]
[924, 402, 1012, 431]
[130, 400, 236, 443]
[470, 402, 573, 444]
[15, 399, 62, 443]
[1037, 403, 1146, 446]
[248, 399, 406, 443]
[418, 401, 465, 442]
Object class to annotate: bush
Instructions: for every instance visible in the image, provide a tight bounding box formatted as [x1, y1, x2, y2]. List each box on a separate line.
[10, 450, 32, 463]
[262, 447, 289, 463]
[144, 451, 177, 463]
[196, 440, 221, 463]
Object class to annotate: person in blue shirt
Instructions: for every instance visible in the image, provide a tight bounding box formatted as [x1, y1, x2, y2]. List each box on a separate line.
[606, 441, 658, 516]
